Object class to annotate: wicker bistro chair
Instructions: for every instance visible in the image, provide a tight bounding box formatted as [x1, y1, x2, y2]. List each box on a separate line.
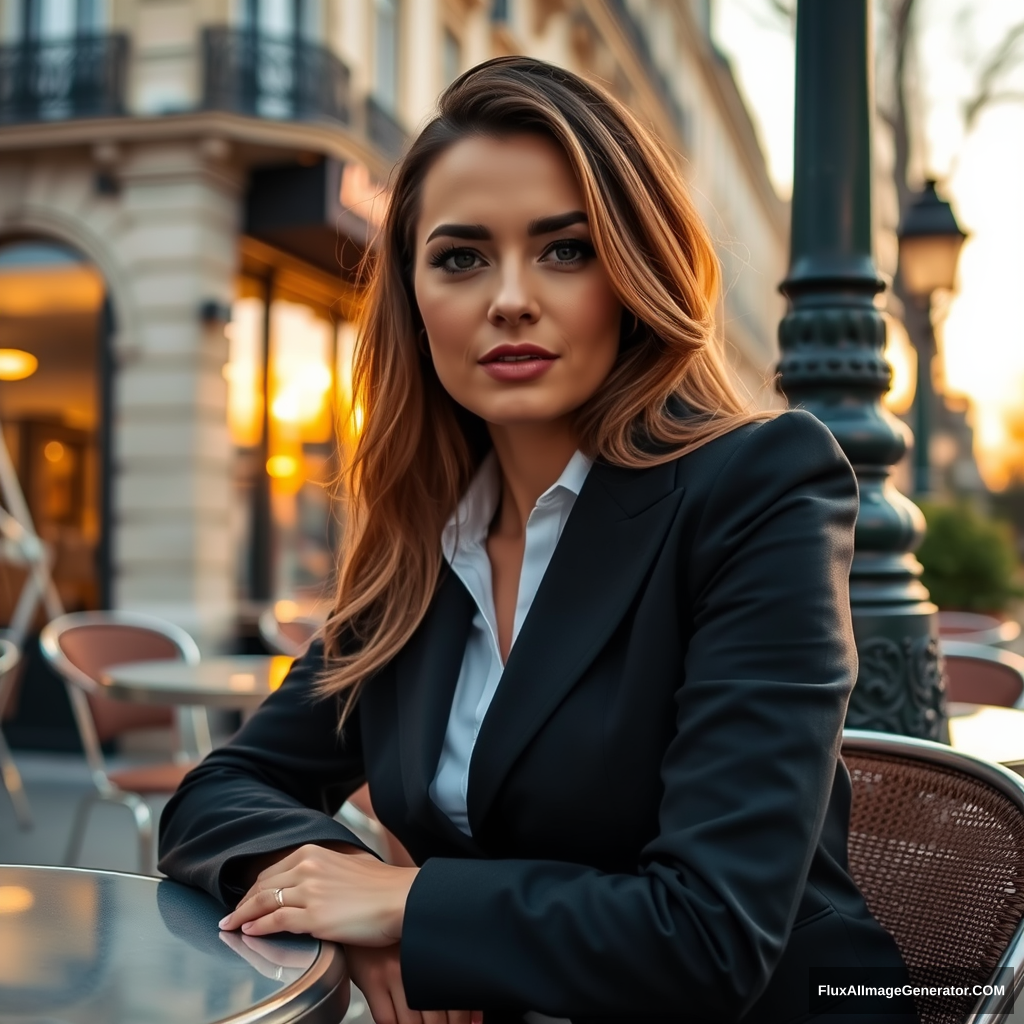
[39, 611, 204, 874]
[842, 729, 1024, 1024]
[0, 639, 29, 828]
[941, 640, 1024, 708]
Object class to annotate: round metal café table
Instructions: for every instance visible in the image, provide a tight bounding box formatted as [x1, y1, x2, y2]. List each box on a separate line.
[0, 864, 348, 1024]
[98, 656, 295, 712]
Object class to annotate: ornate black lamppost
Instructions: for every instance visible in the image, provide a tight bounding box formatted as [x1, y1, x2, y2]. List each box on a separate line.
[897, 180, 968, 497]
[776, 0, 945, 740]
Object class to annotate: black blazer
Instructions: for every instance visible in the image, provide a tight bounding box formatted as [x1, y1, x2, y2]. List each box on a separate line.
[158, 410, 912, 1024]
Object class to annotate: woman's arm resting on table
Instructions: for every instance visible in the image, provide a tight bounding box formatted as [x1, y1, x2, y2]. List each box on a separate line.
[157, 641, 380, 906]
[400, 411, 860, 1020]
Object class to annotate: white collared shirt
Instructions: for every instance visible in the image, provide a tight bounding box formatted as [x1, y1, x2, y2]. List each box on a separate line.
[430, 447, 593, 836]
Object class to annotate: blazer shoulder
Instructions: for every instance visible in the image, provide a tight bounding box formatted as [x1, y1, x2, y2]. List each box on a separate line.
[669, 409, 852, 492]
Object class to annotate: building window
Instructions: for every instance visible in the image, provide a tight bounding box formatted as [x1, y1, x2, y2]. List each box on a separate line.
[227, 286, 353, 603]
[442, 28, 461, 88]
[21, 0, 105, 40]
[374, 0, 400, 114]
[241, 0, 320, 40]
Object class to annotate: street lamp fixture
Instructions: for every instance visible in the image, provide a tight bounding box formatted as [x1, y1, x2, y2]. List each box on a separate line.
[777, 0, 945, 741]
[897, 180, 967, 296]
[897, 180, 967, 499]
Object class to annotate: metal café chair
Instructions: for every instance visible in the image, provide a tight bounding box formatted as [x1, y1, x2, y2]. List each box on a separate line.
[842, 729, 1024, 1024]
[39, 610, 204, 874]
[0, 638, 29, 828]
[941, 639, 1024, 708]
[257, 606, 320, 658]
[258, 604, 415, 867]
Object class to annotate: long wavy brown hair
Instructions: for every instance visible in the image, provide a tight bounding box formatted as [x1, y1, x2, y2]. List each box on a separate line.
[320, 56, 774, 717]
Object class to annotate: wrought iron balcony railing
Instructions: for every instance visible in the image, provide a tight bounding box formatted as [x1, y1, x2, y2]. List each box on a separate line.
[202, 27, 350, 124]
[0, 34, 127, 124]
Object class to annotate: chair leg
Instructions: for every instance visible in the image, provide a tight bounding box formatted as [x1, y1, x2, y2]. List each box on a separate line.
[119, 792, 154, 875]
[64, 790, 154, 874]
[64, 791, 103, 866]
[0, 729, 32, 830]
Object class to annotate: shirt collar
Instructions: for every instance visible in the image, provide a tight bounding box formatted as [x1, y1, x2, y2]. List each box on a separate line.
[441, 448, 593, 562]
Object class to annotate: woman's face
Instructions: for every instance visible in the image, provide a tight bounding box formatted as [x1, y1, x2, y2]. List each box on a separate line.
[413, 133, 623, 429]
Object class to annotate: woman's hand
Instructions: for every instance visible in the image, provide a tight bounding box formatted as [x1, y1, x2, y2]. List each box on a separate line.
[218, 843, 419, 945]
[346, 944, 482, 1024]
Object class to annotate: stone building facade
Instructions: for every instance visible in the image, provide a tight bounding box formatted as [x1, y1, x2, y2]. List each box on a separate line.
[0, 0, 786, 651]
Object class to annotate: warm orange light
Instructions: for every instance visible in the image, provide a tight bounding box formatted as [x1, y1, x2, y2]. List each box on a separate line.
[269, 303, 334, 443]
[340, 161, 390, 230]
[266, 454, 300, 478]
[43, 440, 65, 462]
[0, 349, 38, 381]
[268, 655, 294, 691]
[881, 314, 917, 416]
[224, 299, 265, 448]
[0, 265, 104, 316]
[0, 886, 34, 915]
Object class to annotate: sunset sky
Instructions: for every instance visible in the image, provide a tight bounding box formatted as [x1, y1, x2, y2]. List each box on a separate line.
[713, 0, 1024, 488]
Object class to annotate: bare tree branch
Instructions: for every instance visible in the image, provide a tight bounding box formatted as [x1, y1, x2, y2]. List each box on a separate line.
[762, 0, 795, 21]
[963, 21, 1024, 129]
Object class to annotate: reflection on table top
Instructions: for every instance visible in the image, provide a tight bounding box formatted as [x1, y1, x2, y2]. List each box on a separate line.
[98, 655, 294, 709]
[947, 702, 1024, 773]
[0, 864, 347, 1024]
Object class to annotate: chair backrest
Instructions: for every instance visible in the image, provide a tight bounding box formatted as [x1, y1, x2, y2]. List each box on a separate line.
[40, 611, 201, 744]
[842, 730, 1024, 1024]
[942, 640, 1024, 707]
[938, 611, 1021, 647]
[258, 608, 320, 657]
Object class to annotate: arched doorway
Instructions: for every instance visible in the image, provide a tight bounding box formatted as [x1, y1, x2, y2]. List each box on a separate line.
[0, 237, 110, 614]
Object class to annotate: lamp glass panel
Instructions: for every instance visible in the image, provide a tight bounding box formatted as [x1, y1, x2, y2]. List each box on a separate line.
[899, 234, 964, 295]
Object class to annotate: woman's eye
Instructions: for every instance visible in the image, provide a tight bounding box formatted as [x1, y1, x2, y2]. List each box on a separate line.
[543, 240, 595, 265]
[429, 248, 483, 274]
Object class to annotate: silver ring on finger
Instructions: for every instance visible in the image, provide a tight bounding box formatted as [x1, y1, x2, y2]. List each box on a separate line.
[273, 887, 286, 908]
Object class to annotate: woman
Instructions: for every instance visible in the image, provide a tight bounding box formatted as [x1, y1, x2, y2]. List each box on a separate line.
[159, 57, 915, 1024]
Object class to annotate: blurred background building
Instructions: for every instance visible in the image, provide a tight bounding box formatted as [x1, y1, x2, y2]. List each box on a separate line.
[0, 0, 785, 654]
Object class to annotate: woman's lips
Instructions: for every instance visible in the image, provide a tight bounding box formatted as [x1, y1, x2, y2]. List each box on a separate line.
[479, 356, 557, 382]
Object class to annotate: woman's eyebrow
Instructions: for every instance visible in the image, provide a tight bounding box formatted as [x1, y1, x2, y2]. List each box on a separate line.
[424, 210, 588, 244]
[425, 223, 490, 243]
[528, 210, 588, 235]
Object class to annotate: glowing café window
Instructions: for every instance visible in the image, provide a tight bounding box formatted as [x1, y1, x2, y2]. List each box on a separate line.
[223, 298, 264, 448]
[224, 298, 337, 452]
[269, 300, 334, 445]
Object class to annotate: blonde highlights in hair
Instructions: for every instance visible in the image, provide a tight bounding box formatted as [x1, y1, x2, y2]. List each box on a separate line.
[321, 57, 773, 718]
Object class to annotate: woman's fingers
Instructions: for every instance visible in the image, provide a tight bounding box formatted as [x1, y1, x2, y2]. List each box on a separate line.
[219, 877, 302, 930]
[237, 907, 307, 936]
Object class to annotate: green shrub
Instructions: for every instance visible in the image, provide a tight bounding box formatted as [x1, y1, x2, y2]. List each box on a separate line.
[916, 500, 1024, 613]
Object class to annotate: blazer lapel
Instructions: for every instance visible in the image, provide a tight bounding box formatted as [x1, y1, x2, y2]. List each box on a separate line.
[393, 567, 485, 855]
[466, 457, 685, 836]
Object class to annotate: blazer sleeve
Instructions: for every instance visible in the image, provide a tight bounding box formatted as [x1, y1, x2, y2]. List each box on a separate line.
[157, 640, 378, 906]
[399, 410, 860, 1019]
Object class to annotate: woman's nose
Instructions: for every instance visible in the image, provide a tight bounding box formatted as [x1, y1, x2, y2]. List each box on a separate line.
[487, 263, 540, 327]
